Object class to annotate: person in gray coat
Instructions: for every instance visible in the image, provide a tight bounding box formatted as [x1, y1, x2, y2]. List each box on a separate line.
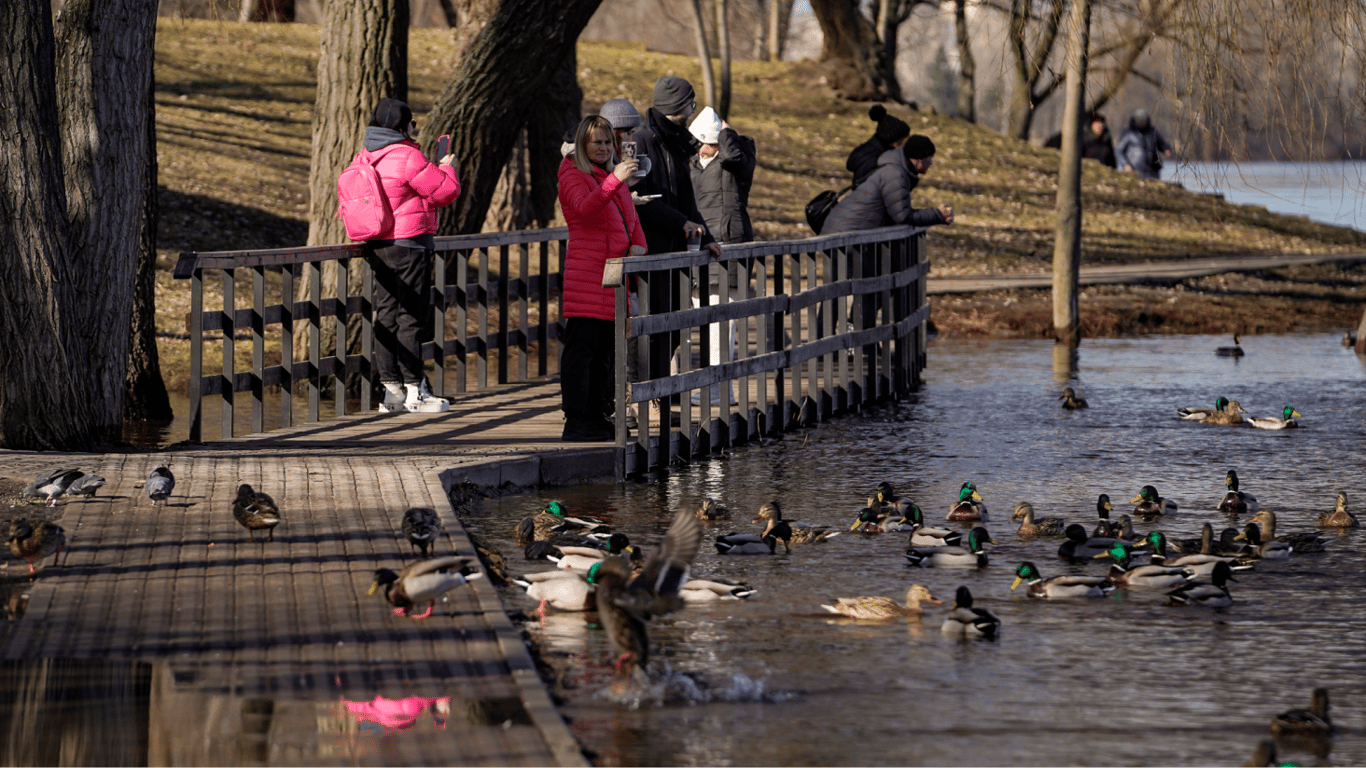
[1116, 109, 1172, 179]
[821, 134, 953, 234]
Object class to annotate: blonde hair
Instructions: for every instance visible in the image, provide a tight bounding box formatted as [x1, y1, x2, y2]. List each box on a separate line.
[572, 115, 614, 174]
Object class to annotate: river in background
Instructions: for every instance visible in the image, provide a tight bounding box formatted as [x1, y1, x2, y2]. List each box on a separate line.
[1165, 161, 1366, 232]
[463, 333, 1366, 766]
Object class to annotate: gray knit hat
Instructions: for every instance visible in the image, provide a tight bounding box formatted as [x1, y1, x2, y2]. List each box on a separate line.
[600, 98, 642, 130]
[652, 76, 695, 116]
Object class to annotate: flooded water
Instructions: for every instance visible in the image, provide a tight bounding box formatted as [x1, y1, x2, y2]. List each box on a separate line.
[463, 332, 1366, 766]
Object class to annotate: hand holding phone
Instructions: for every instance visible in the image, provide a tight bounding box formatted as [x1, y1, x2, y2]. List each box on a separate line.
[436, 134, 450, 161]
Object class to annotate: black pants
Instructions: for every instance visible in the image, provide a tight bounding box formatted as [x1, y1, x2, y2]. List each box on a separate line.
[560, 317, 615, 417]
[370, 243, 433, 385]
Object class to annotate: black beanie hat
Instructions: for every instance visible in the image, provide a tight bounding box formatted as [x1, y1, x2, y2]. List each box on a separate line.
[369, 98, 413, 131]
[870, 104, 910, 146]
[653, 76, 696, 116]
[903, 134, 936, 160]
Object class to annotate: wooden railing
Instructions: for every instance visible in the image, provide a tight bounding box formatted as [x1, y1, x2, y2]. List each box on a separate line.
[172, 228, 567, 443]
[606, 225, 928, 477]
[172, 224, 929, 475]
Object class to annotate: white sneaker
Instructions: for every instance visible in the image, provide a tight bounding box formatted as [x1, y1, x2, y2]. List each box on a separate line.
[404, 381, 450, 413]
[379, 381, 406, 413]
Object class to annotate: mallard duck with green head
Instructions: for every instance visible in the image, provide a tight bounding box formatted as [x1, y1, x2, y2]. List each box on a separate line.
[1269, 688, 1333, 738]
[1144, 531, 1255, 577]
[1177, 396, 1230, 422]
[368, 556, 483, 619]
[906, 526, 994, 567]
[515, 501, 610, 546]
[1246, 406, 1301, 430]
[896, 500, 962, 547]
[1057, 523, 1130, 562]
[1132, 485, 1178, 520]
[946, 482, 989, 522]
[547, 533, 637, 570]
[514, 562, 602, 613]
[821, 583, 940, 620]
[1010, 561, 1112, 598]
[1094, 542, 1192, 589]
[1218, 469, 1260, 516]
[755, 501, 838, 545]
[680, 576, 756, 602]
[7, 518, 66, 574]
[1318, 491, 1358, 528]
[1059, 387, 1089, 410]
[1216, 334, 1245, 356]
[1205, 400, 1247, 425]
[1166, 560, 1237, 608]
[940, 586, 1000, 639]
[1010, 501, 1065, 537]
[849, 503, 893, 534]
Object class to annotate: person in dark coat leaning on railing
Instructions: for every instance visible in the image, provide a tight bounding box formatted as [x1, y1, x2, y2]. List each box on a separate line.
[846, 104, 910, 188]
[821, 134, 953, 235]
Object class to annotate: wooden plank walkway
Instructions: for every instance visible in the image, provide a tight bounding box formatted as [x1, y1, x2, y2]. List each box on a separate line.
[0, 383, 602, 767]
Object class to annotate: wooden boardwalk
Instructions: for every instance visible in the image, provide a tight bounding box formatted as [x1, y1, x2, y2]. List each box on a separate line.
[0, 383, 602, 767]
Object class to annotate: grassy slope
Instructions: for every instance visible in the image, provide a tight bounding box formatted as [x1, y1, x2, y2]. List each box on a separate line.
[152, 19, 1366, 352]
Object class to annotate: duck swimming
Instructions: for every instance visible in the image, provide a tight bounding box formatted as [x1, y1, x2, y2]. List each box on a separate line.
[1232, 522, 1292, 559]
[1059, 387, 1088, 409]
[898, 500, 962, 547]
[1318, 491, 1358, 528]
[946, 482, 988, 522]
[1010, 502, 1065, 536]
[1246, 406, 1301, 430]
[1144, 531, 1255, 577]
[514, 562, 601, 613]
[1057, 523, 1128, 562]
[1215, 334, 1245, 357]
[1166, 560, 1237, 608]
[1204, 400, 1247, 425]
[1177, 396, 1230, 422]
[906, 526, 993, 567]
[755, 501, 838, 545]
[940, 586, 1000, 639]
[1131, 484, 1177, 520]
[1218, 469, 1259, 516]
[1094, 542, 1192, 589]
[1244, 510, 1326, 553]
[695, 498, 730, 521]
[1269, 688, 1333, 738]
[1010, 561, 1112, 598]
[821, 584, 940, 620]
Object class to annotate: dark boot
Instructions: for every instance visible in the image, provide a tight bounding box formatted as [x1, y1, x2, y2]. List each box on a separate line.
[562, 412, 613, 442]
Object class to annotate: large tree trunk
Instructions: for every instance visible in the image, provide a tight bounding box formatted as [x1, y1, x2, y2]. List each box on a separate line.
[953, 0, 976, 122]
[239, 0, 296, 22]
[809, 0, 892, 101]
[1052, 0, 1090, 345]
[54, 0, 159, 441]
[126, 72, 172, 422]
[302, 0, 409, 383]
[426, 0, 606, 235]
[0, 0, 96, 450]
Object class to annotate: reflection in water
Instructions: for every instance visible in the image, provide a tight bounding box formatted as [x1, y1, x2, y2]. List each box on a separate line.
[339, 696, 450, 732]
[0, 659, 150, 767]
[468, 333, 1366, 767]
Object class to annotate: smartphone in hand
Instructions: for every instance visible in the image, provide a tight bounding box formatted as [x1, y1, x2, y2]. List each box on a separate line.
[436, 134, 450, 160]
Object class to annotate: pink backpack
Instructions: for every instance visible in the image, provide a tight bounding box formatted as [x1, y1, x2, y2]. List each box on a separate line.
[337, 147, 397, 241]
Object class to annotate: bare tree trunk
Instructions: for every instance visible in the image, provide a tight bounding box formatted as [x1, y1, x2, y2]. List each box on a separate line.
[239, 0, 295, 22]
[426, 0, 606, 235]
[302, 0, 409, 383]
[1052, 0, 1090, 345]
[953, 0, 976, 122]
[766, 0, 796, 62]
[716, 0, 732, 118]
[1006, 0, 1067, 140]
[435, 0, 458, 26]
[0, 0, 96, 450]
[126, 75, 172, 422]
[54, 0, 159, 441]
[809, 0, 892, 101]
[691, 0, 718, 110]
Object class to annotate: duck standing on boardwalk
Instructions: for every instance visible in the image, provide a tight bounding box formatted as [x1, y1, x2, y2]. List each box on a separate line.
[1218, 469, 1259, 516]
[401, 507, 442, 557]
[7, 518, 66, 574]
[594, 507, 703, 684]
[369, 556, 483, 620]
[22, 468, 85, 506]
[754, 501, 838, 545]
[1246, 406, 1301, 430]
[946, 482, 988, 522]
[940, 586, 1000, 639]
[1318, 491, 1358, 528]
[232, 483, 281, 542]
[1010, 561, 1112, 598]
[145, 466, 176, 507]
[1059, 387, 1088, 409]
[821, 584, 940, 620]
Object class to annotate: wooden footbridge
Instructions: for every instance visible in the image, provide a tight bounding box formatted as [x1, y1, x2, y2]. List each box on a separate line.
[1, 225, 930, 766]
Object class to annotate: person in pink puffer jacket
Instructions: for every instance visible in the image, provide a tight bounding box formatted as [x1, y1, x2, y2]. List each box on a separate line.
[358, 98, 461, 414]
[557, 115, 647, 441]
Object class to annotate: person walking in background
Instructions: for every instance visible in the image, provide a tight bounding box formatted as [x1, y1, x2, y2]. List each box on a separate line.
[557, 115, 648, 442]
[1082, 113, 1117, 169]
[358, 98, 461, 414]
[846, 104, 910, 188]
[1117, 109, 1172, 179]
[687, 106, 756, 407]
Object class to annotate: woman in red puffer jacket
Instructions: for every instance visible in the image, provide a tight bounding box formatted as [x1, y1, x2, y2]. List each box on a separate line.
[557, 115, 647, 441]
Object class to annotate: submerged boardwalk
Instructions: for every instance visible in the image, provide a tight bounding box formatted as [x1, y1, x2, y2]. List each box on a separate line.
[0, 383, 599, 767]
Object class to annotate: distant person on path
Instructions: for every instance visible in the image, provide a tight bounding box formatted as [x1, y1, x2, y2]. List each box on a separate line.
[359, 98, 461, 414]
[847, 104, 910, 188]
[1117, 109, 1172, 179]
[1083, 113, 1117, 169]
[557, 115, 648, 441]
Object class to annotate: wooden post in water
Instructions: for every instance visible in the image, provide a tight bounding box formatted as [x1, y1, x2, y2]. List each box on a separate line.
[1051, 0, 1091, 346]
[1355, 306, 1366, 354]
